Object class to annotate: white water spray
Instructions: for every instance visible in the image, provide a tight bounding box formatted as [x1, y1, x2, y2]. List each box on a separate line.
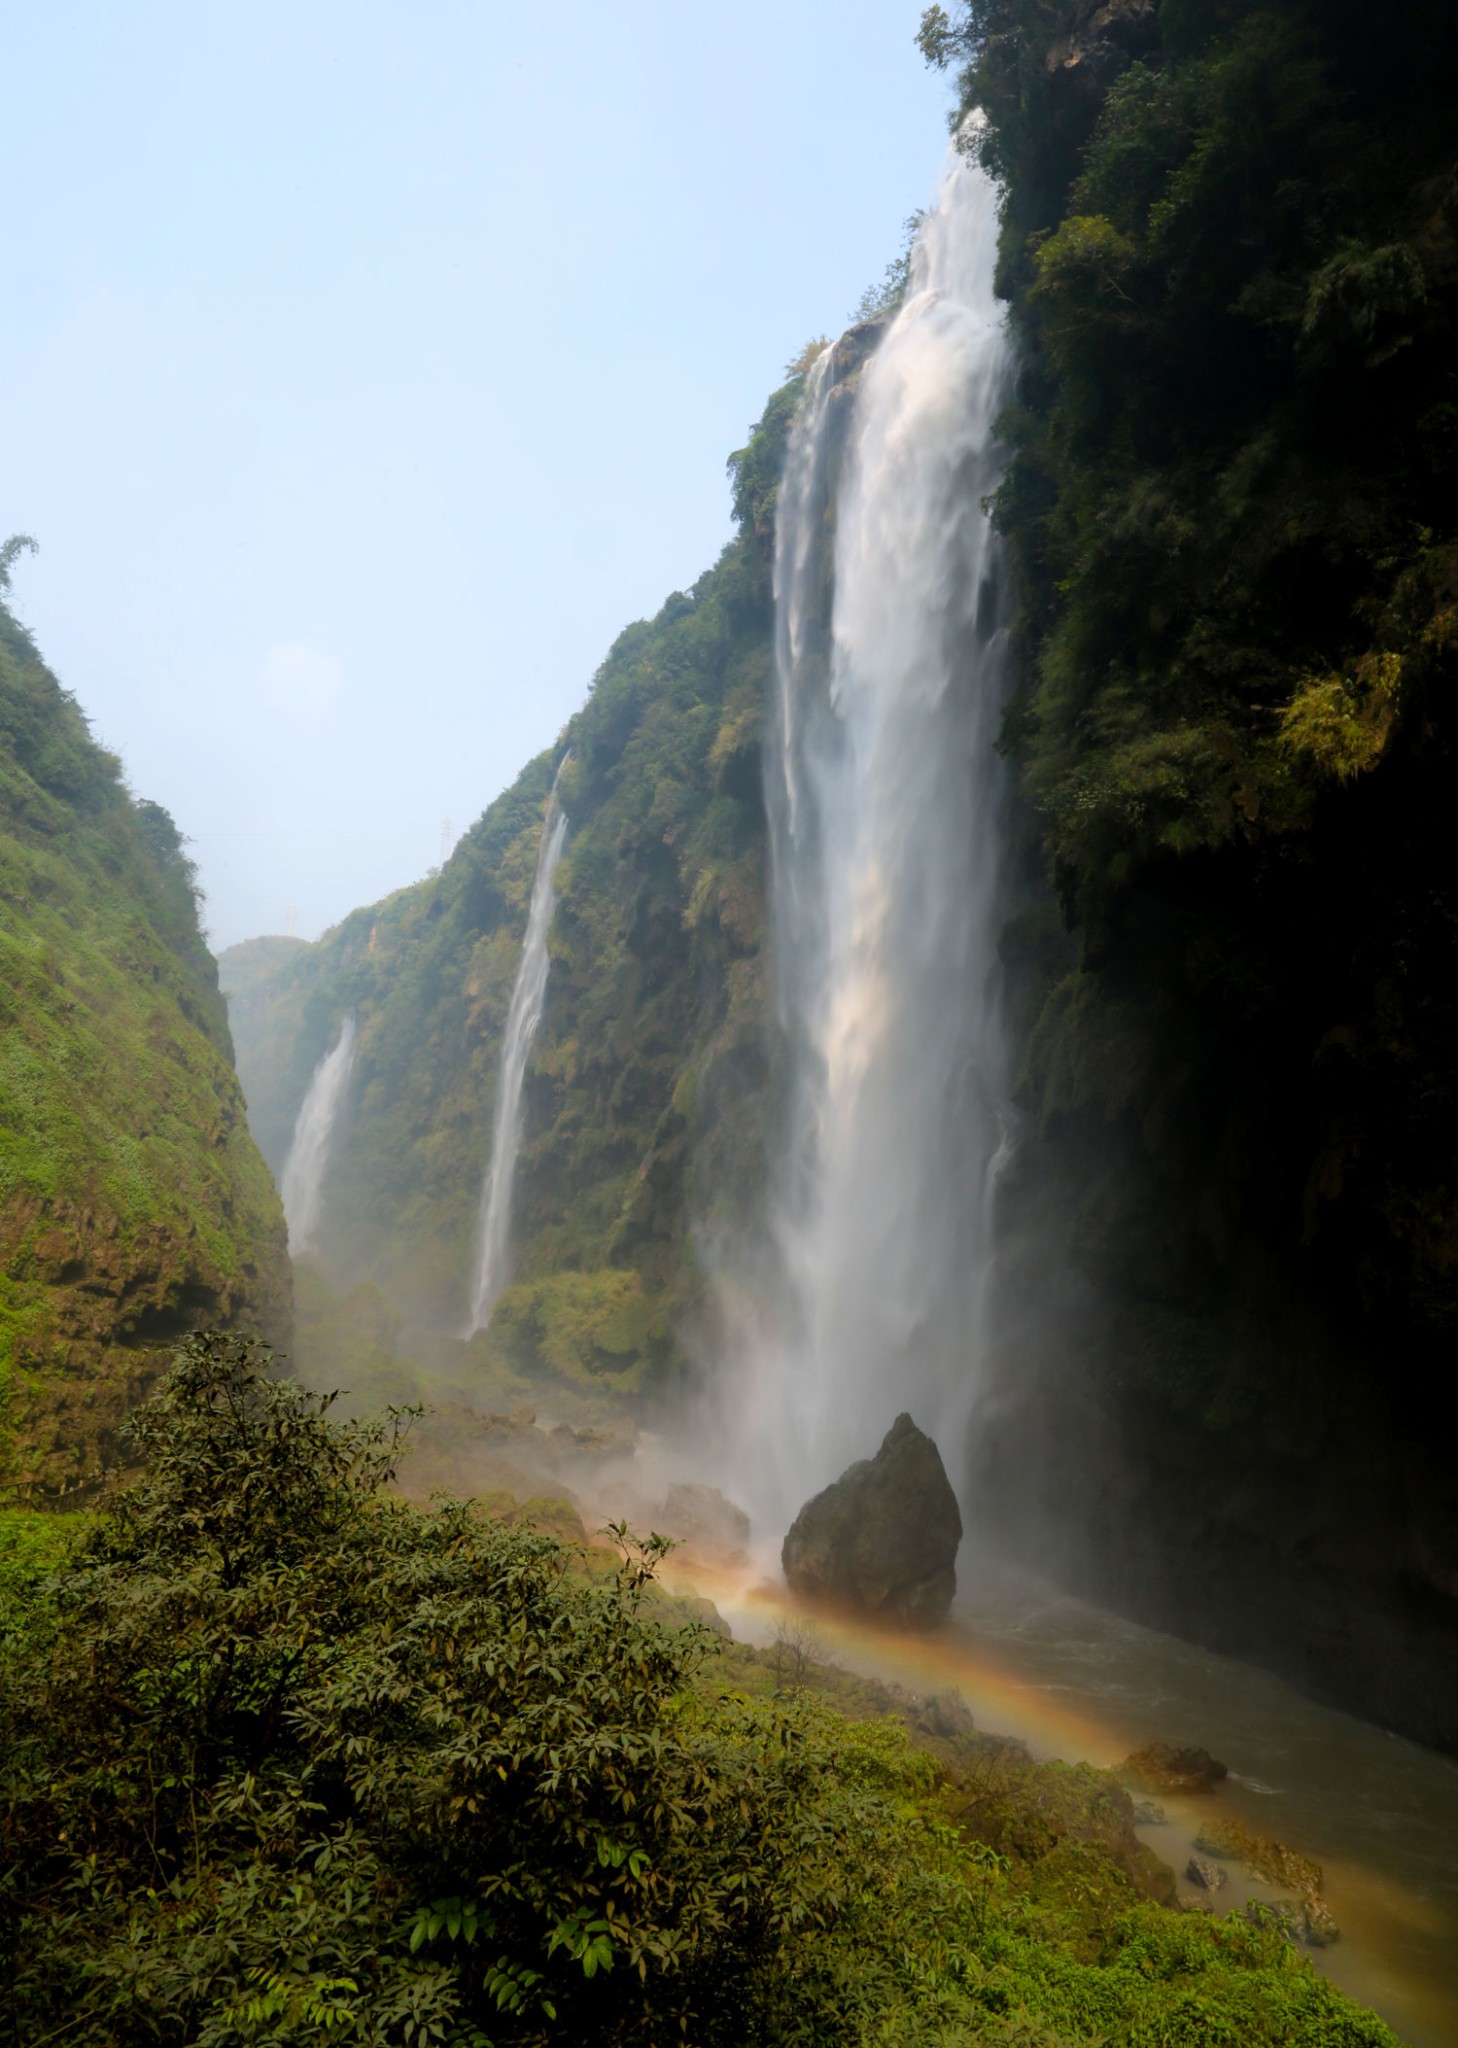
[464, 768, 570, 1335]
[280, 1016, 357, 1256]
[745, 132, 1013, 1522]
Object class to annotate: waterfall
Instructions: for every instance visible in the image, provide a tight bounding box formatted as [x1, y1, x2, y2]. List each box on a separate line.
[280, 1016, 357, 1256]
[749, 131, 1013, 1521]
[463, 767, 570, 1335]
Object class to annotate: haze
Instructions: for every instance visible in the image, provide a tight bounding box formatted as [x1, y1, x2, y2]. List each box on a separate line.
[0, 2, 948, 947]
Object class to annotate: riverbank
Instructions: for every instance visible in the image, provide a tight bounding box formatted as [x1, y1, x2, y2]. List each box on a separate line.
[684, 1559, 1458, 2048]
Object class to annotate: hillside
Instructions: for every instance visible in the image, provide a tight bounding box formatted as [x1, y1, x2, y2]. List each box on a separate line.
[0, 553, 290, 1491]
[219, 385, 793, 1408]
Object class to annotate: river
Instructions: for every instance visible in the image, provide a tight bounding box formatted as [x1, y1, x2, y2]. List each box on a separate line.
[698, 1562, 1458, 2046]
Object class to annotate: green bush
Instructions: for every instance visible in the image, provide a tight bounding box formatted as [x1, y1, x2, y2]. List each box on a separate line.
[0, 1335, 1399, 2046]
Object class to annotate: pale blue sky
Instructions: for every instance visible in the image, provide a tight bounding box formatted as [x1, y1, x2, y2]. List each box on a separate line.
[1, 3, 951, 947]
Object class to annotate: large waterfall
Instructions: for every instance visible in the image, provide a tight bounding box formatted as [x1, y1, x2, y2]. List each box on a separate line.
[748, 133, 1013, 1520]
[463, 768, 569, 1335]
[280, 1016, 357, 1256]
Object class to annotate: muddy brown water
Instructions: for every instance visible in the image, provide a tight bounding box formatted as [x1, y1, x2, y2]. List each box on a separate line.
[698, 1563, 1458, 2047]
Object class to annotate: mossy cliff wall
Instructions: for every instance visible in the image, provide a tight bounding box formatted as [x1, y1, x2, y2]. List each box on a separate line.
[924, 0, 1458, 1745]
[0, 598, 290, 1491]
[220, 388, 794, 1407]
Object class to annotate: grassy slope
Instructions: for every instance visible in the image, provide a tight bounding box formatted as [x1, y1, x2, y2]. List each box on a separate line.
[220, 385, 794, 1409]
[0, 603, 289, 1488]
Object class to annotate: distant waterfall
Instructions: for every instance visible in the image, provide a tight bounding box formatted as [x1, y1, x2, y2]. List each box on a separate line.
[464, 769, 569, 1335]
[280, 1016, 357, 1256]
[750, 131, 1013, 1518]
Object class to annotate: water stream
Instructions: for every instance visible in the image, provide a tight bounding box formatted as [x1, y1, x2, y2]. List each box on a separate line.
[744, 130, 1013, 1522]
[948, 1572, 1458, 2048]
[279, 1015, 356, 1255]
[463, 767, 569, 1335]
[666, 1558, 1458, 2047]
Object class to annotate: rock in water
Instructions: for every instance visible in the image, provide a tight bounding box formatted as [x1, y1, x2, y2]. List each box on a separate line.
[1120, 1743, 1228, 1796]
[1185, 1854, 1227, 1892]
[781, 1413, 963, 1627]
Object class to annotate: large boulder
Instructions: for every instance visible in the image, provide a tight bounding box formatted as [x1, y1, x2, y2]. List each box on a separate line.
[656, 1483, 752, 1566]
[781, 1413, 963, 1628]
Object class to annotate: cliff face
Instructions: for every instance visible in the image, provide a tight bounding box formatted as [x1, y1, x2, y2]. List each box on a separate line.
[929, 0, 1458, 1744]
[0, 598, 290, 1491]
[219, 386, 792, 1409]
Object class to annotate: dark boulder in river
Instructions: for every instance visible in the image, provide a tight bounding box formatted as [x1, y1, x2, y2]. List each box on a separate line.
[781, 1413, 962, 1628]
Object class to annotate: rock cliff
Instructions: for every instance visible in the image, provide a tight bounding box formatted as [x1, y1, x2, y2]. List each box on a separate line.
[0, 593, 290, 1490]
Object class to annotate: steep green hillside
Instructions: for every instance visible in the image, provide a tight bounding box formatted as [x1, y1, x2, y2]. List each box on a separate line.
[923, 0, 1458, 1742]
[221, 385, 794, 1405]
[0, 550, 290, 1491]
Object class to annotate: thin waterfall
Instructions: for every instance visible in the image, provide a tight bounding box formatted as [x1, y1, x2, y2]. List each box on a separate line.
[280, 1016, 357, 1256]
[746, 130, 1013, 1523]
[463, 765, 570, 1335]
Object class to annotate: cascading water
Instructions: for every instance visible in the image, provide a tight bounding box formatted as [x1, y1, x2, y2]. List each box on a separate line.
[280, 1016, 357, 1256]
[747, 129, 1013, 1523]
[463, 765, 569, 1335]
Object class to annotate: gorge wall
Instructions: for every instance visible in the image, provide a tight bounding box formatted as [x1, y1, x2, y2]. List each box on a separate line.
[0, 568, 290, 1492]
[932, 0, 1458, 1746]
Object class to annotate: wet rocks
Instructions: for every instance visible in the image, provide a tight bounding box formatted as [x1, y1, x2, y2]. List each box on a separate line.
[547, 1421, 636, 1462]
[1195, 1818, 1337, 1946]
[461, 1405, 541, 1447]
[655, 1482, 751, 1565]
[1301, 1896, 1341, 1946]
[907, 1690, 977, 1743]
[1245, 1897, 1341, 1949]
[1185, 1853, 1227, 1892]
[1120, 1742, 1228, 1796]
[782, 1413, 963, 1628]
[1193, 1819, 1322, 1896]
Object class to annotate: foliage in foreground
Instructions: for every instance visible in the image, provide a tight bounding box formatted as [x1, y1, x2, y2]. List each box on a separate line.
[0, 1335, 1399, 2046]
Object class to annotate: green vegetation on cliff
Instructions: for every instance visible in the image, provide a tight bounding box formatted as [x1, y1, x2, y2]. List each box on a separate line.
[930, 0, 1458, 1372]
[222, 387, 795, 1404]
[920, 0, 1458, 1742]
[0, 1337, 1399, 2047]
[0, 556, 289, 1490]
